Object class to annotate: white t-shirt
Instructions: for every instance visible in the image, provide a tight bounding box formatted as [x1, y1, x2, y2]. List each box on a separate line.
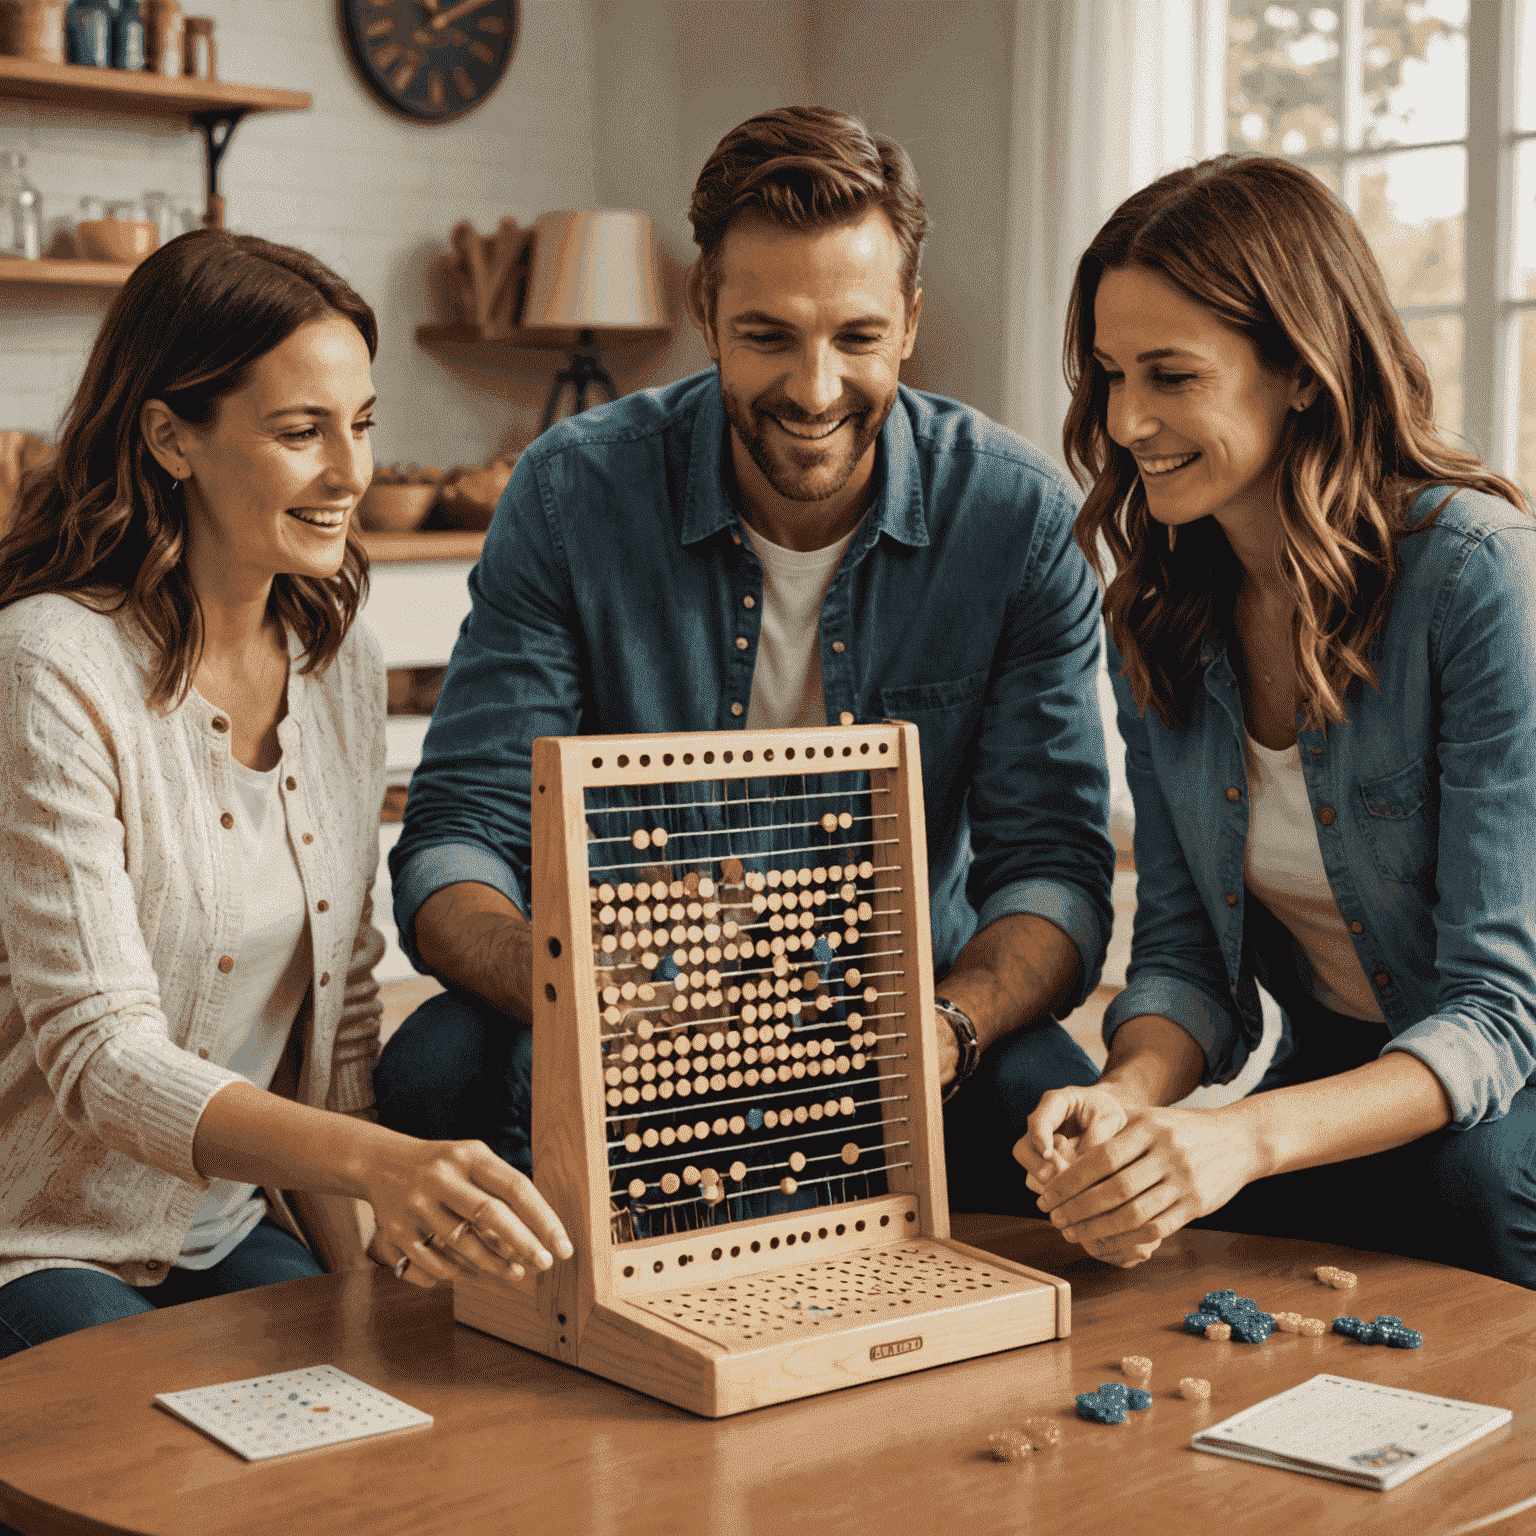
[742, 522, 855, 730]
[1243, 734, 1384, 1022]
[178, 758, 312, 1269]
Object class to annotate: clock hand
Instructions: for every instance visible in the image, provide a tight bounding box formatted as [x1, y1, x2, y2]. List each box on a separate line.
[431, 0, 492, 29]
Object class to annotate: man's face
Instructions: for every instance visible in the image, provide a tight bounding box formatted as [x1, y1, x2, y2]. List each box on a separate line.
[703, 208, 921, 504]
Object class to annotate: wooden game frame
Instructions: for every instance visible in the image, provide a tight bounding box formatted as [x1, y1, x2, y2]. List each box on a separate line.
[454, 722, 1069, 1416]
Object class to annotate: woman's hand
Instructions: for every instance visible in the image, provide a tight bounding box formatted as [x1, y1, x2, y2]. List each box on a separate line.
[361, 1136, 574, 1289]
[1017, 1092, 1263, 1267]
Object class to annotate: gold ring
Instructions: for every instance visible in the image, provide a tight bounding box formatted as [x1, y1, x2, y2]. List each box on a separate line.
[414, 1233, 439, 1253]
[393, 1255, 411, 1280]
[449, 1218, 471, 1244]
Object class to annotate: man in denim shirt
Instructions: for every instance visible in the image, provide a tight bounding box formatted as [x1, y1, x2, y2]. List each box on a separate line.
[376, 107, 1114, 1217]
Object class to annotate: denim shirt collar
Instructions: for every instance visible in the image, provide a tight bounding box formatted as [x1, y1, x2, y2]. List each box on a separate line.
[679, 374, 931, 552]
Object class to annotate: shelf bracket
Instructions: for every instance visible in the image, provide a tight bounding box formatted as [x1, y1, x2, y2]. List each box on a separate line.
[191, 108, 252, 230]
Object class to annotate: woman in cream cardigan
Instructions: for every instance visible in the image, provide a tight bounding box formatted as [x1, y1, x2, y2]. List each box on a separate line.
[0, 230, 570, 1358]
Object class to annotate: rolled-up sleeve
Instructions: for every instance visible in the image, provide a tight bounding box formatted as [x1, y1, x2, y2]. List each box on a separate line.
[388, 455, 585, 968]
[964, 486, 1114, 1012]
[1382, 527, 1536, 1127]
[1100, 649, 1251, 1082]
[0, 651, 238, 1185]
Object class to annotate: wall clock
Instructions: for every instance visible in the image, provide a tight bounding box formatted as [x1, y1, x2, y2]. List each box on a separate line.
[339, 0, 519, 124]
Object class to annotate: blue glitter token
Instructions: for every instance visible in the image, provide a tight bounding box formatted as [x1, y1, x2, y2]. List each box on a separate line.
[747, 1108, 764, 1131]
[1076, 1392, 1127, 1424]
[1126, 1388, 1152, 1410]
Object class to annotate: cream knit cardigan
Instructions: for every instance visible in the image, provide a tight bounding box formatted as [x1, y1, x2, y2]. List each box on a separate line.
[0, 594, 386, 1291]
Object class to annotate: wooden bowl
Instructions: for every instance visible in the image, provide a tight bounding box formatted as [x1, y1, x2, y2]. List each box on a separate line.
[76, 218, 158, 264]
[356, 482, 437, 533]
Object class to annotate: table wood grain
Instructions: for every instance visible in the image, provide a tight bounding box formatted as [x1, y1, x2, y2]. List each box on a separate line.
[1, 1217, 1530, 1536]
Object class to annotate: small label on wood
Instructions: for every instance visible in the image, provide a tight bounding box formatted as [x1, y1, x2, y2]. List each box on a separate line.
[870, 1335, 923, 1362]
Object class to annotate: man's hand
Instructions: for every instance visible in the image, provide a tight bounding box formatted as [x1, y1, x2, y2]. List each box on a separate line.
[936, 1007, 959, 1086]
[1018, 1089, 1263, 1267]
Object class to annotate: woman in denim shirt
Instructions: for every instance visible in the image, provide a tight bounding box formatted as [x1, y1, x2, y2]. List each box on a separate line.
[1017, 155, 1536, 1288]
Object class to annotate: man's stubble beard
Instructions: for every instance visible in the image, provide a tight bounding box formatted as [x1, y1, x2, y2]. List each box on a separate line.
[721, 382, 896, 503]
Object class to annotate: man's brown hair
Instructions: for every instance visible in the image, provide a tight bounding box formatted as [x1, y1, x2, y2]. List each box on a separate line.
[0, 228, 375, 708]
[688, 105, 929, 326]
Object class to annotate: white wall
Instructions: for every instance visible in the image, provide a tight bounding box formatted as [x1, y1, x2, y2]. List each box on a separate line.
[0, 0, 600, 467]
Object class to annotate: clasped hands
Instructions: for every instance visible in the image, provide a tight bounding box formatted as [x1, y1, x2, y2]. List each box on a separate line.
[1012, 1086, 1261, 1268]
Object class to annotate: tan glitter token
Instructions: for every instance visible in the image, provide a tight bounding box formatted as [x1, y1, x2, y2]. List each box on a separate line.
[1298, 1318, 1327, 1336]
[987, 1429, 1033, 1462]
[1177, 1378, 1211, 1401]
[1121, 1355, 1152, 1383]
[1204, 1323, 1231, 1342]
[1316, 1265, 1357, 1288]
[1273, 1312, 1304, 1333]
[1020, 1417, 1063, 1449]
[632, 829, 651, 850]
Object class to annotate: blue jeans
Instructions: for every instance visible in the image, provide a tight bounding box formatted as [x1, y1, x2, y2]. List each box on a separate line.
[0, 1216, 323, 1362]
[1193, 1005, 1536, 1289]
[372, 989, 1100, 1223]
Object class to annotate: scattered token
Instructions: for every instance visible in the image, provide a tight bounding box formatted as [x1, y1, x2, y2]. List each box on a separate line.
[820, 813, 838, 833]
[780, 1176, 798, 1195]
[632, 830, 651, 850]
[1204, 1322, 1231, 1342]
[1273, 1312, 1304, 1333]
[1297, 1318, 1327, 1337]
[1019, 1417, 1062, 1449]
[1120, 1356, 1152, 1383]
[1316, 1265, 1357, 1289]
[988, 1429, 1034, 1462]
[1177, 1378, 1211, 1401]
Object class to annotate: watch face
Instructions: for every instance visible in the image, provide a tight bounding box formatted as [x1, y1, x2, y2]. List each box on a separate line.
[339, 0, 519, 124]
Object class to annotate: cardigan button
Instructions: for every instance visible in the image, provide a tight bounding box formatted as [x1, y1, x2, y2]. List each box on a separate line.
[732, 532, 742, 545]
[730, 703, 744, 717]
[1225, 892, 1238, 906]
[317, 899, 329, 913]
[319, 972, 331, 987]
[197, 1047, 210, 1059]
[831, 641, 846, 654]
[1350, 920, 1364, 934]
[285, 776, 297, 791]
[1374, 971, 1390, 988]
[1317, 806, 1336, 826]
[302, 833, 314, 844]
[735, 637, 748, 651]
[211, 717, 228, 733]
[217, 955, 234, 974]
[1225, 786, 1240, 802]
[742, 595, 756, 609]
[220, 812, 234, 829]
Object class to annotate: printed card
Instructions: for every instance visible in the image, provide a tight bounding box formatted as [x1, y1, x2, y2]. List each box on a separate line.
[155, 1364, 433, 1461]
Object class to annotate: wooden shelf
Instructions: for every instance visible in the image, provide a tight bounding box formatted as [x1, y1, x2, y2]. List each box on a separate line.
[0, 256, 133, 289]
[0, 56, 309, 120]
[415, 321, 673, 354]
[358, 529, 486, 563]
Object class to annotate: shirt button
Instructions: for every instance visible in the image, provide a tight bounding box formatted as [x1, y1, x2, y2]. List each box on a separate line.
[220, 812, 234, 829]
[735, 637, 748, 651]
[211, 717, 228, 733]
[319, 972, 331, 987]
[302, 832, 314, 844]
[317, 899, 329, 913]
[145, 1260, 160, 1271]
[1310, 746, 1323, 755]
[839, 711, 854, 726]
[732, 533, 742, 546]
[1350, 920, 1364, 934]
[1225, 786, 1240, 802]
[730, 702, 744, 718]
[197, 1047, 210, 1059]
[831, 640, 845, 654]
[1374, 971, 1390, 988]
[285, 776, 297, 791]
[742, 595, 756, 609]
[1225, 892, 1238, 906]
[218, 955, 234, 973]
[1317, 806, 1336, 826]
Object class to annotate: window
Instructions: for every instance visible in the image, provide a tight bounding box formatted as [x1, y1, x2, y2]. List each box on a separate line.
[1227, 0, 1534, 493]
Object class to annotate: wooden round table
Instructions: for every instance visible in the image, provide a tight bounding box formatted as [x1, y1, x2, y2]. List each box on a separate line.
[0, 1217, 1529, 1536]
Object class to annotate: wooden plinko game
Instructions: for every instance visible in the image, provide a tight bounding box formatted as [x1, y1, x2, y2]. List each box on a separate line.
[453, 722, 1069, 1416]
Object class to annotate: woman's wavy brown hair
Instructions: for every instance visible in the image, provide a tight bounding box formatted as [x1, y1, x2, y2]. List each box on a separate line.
[1066, 153, 1527, 731]
[0, 228, 377, 708]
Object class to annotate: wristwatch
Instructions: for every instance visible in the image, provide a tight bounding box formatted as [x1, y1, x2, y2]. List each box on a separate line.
[934, 996, 980, 1102]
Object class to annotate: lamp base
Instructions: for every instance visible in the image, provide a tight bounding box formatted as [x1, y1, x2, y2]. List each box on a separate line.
[539, 339, 620, 434]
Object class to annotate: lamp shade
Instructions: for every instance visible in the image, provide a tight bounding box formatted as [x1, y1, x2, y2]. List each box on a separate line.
[520, 210, 664, 332]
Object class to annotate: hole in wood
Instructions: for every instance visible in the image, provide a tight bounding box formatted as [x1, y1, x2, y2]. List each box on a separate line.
[547, 937, 561, 957]
[544, 983, 556, 1002]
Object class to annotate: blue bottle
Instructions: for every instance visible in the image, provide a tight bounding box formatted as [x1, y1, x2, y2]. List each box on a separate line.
[65, 0, 113, 67]
[112, 0, 145, 70]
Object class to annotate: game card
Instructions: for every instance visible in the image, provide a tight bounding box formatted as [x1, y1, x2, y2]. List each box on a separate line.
[155, 1364, 433, 1461]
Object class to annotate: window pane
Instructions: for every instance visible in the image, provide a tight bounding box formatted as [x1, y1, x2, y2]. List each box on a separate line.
[1359, 0, 1468, 149]
[1351, 145, 1465, 306]
[1519, 0, 1536, 132]
[1514, 139, 1536, 300]
[1402, 313, 1461, 438]
[1517, 311, 1536, 499]
[1228, 3, 1342, 155]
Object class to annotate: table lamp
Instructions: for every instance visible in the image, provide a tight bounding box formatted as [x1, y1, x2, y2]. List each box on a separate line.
[520, 209, 665, 433]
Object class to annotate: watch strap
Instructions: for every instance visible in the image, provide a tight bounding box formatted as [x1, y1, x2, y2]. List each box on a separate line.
[935, 996, 980, 1102]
